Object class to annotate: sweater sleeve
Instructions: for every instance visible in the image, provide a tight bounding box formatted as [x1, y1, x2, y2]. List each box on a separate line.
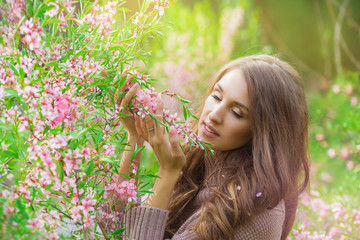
[234, 200, 286, 240]
[123, 200, 285, 240]
[122, 206, 169, 240]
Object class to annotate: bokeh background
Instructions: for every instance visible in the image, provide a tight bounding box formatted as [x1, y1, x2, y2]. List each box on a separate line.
[129, 0, 360, 238]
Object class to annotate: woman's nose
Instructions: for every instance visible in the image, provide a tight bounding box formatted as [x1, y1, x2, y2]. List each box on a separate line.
[208, 105, 223, 124]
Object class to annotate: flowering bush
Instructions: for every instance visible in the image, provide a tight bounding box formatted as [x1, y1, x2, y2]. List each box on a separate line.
[0, 0, 204, 239]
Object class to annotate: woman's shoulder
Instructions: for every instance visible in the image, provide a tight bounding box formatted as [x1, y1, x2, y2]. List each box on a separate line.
[234, 200, 285, 240]
[268, 199, 286, 215]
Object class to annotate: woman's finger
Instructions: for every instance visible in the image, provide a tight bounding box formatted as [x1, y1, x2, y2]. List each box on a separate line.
[168, 127, 184, 161]
[135, 115, 148, 141]
[116, 80, 134, 106]
[119, 83, 139, 111]
[142, 96, 157, 136]
[155, 93, 164, 121]
[139, 113, 152, 141]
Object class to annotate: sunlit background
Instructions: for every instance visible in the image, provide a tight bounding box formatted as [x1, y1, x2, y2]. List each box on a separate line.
[128, 0, 360, 238]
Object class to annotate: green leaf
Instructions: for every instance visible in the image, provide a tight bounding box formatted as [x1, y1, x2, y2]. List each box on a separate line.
[183, 105, 188, 121]
[59, 164, 64, 182]
[138, 190, 154, 194]
[8, 64, 19, 76]
[106, 228, 125, 236]
[85, 161, 95, 176]
[95, 132, 103, 144]
[131, 145, 145, 161]
[92, 111, 107, 118]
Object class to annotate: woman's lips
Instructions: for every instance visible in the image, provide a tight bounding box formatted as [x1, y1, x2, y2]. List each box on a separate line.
[202, 122, 220, 138]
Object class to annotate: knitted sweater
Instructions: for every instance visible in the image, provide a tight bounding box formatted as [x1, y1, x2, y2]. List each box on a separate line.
[123, 191, 285, 240]
[122, 156, 286, 240]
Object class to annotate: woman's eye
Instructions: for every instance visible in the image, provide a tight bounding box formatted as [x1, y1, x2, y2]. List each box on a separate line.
[232, 110, 243, 119]
[211, 94, 221, 101]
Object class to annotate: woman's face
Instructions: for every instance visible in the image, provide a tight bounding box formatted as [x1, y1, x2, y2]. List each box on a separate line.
[198, 69, 252, 151]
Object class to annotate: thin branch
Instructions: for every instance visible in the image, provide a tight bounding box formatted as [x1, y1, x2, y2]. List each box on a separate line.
[50, 204, 75, 221]
[326, 0, 337, 24]
[4, 157, 14, 166]
[331, 0, 360, 32]
[333, 0, 350, 75]
[314, 0, 332, 77]
[340, 35, 360, 70]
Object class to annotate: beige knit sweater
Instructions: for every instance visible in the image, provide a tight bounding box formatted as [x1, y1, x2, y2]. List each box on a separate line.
[123, 191, 284, 240]
[122, 155, 285, 240]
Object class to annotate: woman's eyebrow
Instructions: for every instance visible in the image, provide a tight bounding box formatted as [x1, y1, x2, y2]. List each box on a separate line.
[215, 83, 249, 112]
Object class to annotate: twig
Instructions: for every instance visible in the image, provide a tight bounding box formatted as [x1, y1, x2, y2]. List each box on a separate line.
[331, 0, 360, 32]
[3, 157, 14, 166]
[50, 204, 75, 221]
[333, 0, 350, 75]
[313, 0, 332, 77]
[340, 35, 360, 70]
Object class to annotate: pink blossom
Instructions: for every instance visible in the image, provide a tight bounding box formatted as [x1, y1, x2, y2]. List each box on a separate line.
[332, 84, 341, 94]
[49, 135, 69, 149]
[82, 215, 96, 231]
[346, 161, 354, 170]
[340, 148, 350, 161]
[4, 206, 15, 214]
[55, 96, 71, 113]
[103, 143, 115, 156]
[27, 218, 43, 228]
[315, 133, 325, 142]
[311, 199, 329, 217]
[45, 3, 59, 18]
[345, 84, 353, 96]
[351, 96, 358, 106]
[320, 172, 331, 183]
[6, 173, 14, 180]
[1, 142, 8, 150]
[80, 197, 96, 212]
[63, 150, 82, 174]
[256, 192, 262, 197]
[327, 148, 337, 158]
[81, 147, 92, 160]
[70, 206, 82, 222]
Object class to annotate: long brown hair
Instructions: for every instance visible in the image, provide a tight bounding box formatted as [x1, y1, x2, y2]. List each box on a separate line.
[165, 55, 310, 239]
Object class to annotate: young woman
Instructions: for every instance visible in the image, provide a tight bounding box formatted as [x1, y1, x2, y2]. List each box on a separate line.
[117, 54, 310, 240]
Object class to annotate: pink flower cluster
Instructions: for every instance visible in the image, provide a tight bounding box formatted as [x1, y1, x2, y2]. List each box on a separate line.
[64, 55, 104, 83]
[18, 140, 98, 231]
[292, 191, 360, 239]
[70, 196, 97, 230]
[153, 0, 170, 16]
[44, 0, 73, 30]
[20, 18, 44, 53]
[83, 1, 118, 35]
[103, 144, 116, 156]
[104, 175, 138, 203]
[1, 0, 25, 24]
[0, 59, 16, 88]
[130, 86, 202, 146]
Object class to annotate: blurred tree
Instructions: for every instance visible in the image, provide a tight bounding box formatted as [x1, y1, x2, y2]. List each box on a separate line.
[254, 0, 360, 88]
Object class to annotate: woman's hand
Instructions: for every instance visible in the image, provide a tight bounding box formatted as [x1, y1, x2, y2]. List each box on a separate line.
[135, 94, 186, 176]
[135, 94, 186, 209]
[116, 81, 143, 144]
